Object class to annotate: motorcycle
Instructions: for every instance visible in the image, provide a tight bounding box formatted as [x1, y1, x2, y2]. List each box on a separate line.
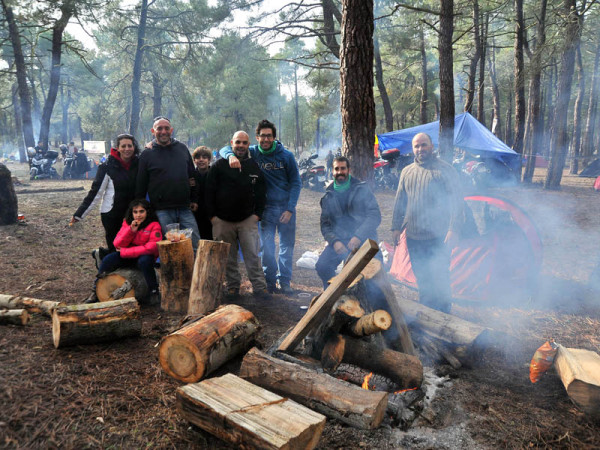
[28, 148, 59, 180]
[299, 153, 327, 191]
[373, 148, 412, 190]
[63, 151, 92, 179]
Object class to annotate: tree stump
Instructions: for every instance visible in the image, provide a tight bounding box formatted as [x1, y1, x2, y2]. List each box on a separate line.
[0, 164, 18, 225]
[159, 304, 260, 382]
[0, 309, 29, 325]
[188, 239, 230, 315]
[96, 268, 148, 303]
[157, 239, 194, 313]
[52, 298, 141, 348]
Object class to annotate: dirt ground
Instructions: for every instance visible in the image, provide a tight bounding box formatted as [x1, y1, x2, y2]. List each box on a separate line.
[1, 161, 600, 449]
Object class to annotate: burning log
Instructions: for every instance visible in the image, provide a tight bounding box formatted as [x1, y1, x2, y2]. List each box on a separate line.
[188, 239, 230, 315]
[554, 344, 600, 417]
[52, 298, 141, 348]
[95, 268, 148, 303]
[0, 294, 63, 317]
[420, 334, 462, 369]
[177, 373, 325, 449]
[0, 309, 29, 325]
[159, 304, 260, 383]
[240, 347, 388, 429]
[320, 333, 346, 371]
[157, 238, 195, 313]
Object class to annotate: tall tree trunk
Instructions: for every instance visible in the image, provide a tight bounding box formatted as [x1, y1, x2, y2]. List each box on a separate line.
[513, 0, 526, 155]
[545, 0, 581, 189]
[569, 45, 584, 174]
[11, 84, 26, 162]
[152, 71, 163, 118]
[477, 13, 488, 125]
[488, 41, 502, 138]
[316, 116, 321, 150]
[438, 0, 455, 162]
[340, 0, 375, 181]
[581, 36, 600, 167]
[543, 62, 556, 157]
[463, 0, 480, 114]
[419, 24, 428, 124]
[523, 0, 547, 183]
[1, 0, 35, 149]
[294, 66, 301, 156]
[505, 93, 513, 147]
[374, 32, 394, 131]
[129, 0, 149, 136]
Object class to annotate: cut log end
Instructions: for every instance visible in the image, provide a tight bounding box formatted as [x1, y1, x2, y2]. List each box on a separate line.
[96, 273, 135, 303]
[159, 334, 205, 382]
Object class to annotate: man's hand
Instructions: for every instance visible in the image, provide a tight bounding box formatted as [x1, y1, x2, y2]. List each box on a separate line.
[392, 229, 402, 246]
[279, 211, 292, 224]
[228, 155, 241, 170]
[190, 202, 198, 212]
[347, 236, 361, 251]
[333, 241, 347, 255]
[444, 230, 458, 249]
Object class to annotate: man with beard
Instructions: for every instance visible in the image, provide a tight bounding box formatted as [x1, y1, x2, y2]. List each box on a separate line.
[206, 131, 268, 299]
[315, 156, 381, 289]
[135, 116, 200, 250]
[391, 132, 462, 313]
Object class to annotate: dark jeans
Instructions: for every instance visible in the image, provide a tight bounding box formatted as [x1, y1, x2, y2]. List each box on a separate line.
[101, 213, 123, 253]
[98, 252, 158, 292]
[406, 237, 452, 313]
[316, 241, 349, 289]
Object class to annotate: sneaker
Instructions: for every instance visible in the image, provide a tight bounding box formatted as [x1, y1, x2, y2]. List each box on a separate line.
[278, 283, 294, 295]
[91, 248, 102, 270]
[83, 291, 99, 304]
[267, 283, 279, 294]
[225, 288, 239, 301]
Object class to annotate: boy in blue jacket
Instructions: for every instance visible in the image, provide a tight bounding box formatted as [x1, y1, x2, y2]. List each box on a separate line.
[220, 119, 301, 294]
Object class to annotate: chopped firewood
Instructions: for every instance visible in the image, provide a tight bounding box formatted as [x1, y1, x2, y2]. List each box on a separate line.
[0, 294, 63, 317]
[554, 344, 600, 417]
[0, 309, 29, 325]
[349, 310, 392, 337]
[157, 239, 195, 313]
[277, 239, 380, 353]
[52, 298, 141, 348]
[159, 304, 260, 382]
[320, 333, 346, 371]
[188, 239, 230, 315]
[240, 347, 388, 430]
[177, 373, 325, 449]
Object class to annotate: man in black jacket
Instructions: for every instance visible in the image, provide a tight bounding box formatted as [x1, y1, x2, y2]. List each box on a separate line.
[206, 131, 268, 298]
[135, 117, 200, 250]
[316, 156, 382, 288]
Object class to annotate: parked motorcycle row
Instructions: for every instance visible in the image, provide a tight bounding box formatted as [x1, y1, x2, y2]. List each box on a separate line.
[27, 147, 97, 181]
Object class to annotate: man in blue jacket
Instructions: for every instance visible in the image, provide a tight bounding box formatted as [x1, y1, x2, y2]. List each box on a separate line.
[316, 156, 381, 288]
[220, 120, 301, 295]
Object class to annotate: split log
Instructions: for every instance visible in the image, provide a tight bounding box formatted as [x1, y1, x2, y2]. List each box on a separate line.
[159, 304, 260, 382]
[349, 310, 392, 337]
[0, 309, 29, 325]
[188, 239, 230, 315]
[342, 336, 423, 389]
[157, 238, 195, 313]
[320, 333, 346, 371]
[554, 345, 600, 417]
[96, 268, 148, 303]
[278, 239, 380, 353]
[240, 347, 388, 429]
[177, 373, 325, 449]
[52, 298, 141, 348]
[0, 294, 63, 317]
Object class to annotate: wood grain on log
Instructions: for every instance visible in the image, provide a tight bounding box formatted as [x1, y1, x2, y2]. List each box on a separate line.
[188, 239, 230, 315]
[51, 298, 141, 348]
[177, 373, 325, 449]
[96, 269, 148, 303]
[349, 310, 392, 337]
[320, 333, 346, 371]
[0, 309, 29, 325]
[0, 294, 63, 317]
[554, 345, 600, 417]
[240, 347, 387, 429]
[159, 304, 260, 382]
[157, 239, 195, 313]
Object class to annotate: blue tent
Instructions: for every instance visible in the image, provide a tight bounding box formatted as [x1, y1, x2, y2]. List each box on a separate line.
[377, 112, 520, 170]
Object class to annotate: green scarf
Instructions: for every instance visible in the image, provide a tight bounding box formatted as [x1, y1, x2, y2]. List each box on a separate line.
[334, 175, 351, 192]
[258, 141, 277, 155]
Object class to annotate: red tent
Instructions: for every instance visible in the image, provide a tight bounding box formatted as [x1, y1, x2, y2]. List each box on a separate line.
[389, 196, 543, 302]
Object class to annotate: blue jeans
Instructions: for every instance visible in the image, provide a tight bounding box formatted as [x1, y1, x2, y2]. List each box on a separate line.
[260, 206, 296, 287]
[315, 242, 349, 289]
[156, 208, 200, 252]
[98, 252, 158, 291]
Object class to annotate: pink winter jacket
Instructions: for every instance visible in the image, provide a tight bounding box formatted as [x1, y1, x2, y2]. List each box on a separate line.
[113, 220, 162, 259]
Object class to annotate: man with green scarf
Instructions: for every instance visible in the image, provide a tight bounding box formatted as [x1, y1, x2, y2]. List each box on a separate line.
[316, 156, 381, 288]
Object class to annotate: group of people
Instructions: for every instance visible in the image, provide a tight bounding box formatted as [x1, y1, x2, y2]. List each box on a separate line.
[72, 114, 461, 313]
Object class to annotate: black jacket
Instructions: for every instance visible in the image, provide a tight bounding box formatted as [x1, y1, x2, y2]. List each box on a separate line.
[74, 154, 138, 220]
[205, 156, 266, 222]
[135, 139, 198, 210]
[320, 177, 381, 244]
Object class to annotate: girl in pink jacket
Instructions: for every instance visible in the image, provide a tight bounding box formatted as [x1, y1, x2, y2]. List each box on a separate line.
[86, 199, 162, 304]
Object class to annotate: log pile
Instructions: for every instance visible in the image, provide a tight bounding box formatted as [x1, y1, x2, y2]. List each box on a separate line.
[0, 294, 63, 317]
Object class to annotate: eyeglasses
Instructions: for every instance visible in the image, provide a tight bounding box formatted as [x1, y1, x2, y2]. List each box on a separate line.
[153, 116, 170, 123]
[257, 134, 273, 139]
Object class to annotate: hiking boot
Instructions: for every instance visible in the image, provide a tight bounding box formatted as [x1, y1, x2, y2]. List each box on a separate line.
[267, 283, 279, 294]
[83, 291, 99, 304]
[225, 288, 239, 301]
[144, 289, 161, 306]
[278, 283, 294, 295]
